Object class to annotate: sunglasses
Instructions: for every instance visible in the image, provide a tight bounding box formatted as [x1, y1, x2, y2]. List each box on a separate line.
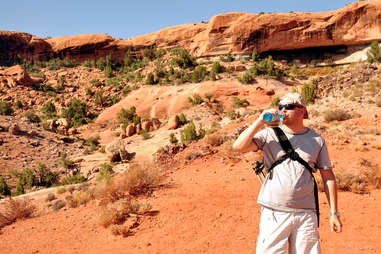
[278, 104, 303, 110]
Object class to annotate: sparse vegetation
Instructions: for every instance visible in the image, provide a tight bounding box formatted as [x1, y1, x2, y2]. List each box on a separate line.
[367, 41, 381, 63]
[61, 98, 88, 128]
[187, 94, 204, 105]
[0, 100, 13, 115]
[180, 121, 205, 143]
[0, 198, 37, 229]
[232, 96, 250, 108]
[323, 108, 352, 122]
[0, 176, 11, 197]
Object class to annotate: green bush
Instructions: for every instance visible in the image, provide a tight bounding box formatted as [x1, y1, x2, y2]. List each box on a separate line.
[169, 133, 178, 144]
[25, 111, 41, 123]
[0, 176, 11, 196]
[14, 181, 25, 196]
[104, 64, 113, 78]
[239, 71, 254, 84]
[192, 66, 208, 83]
[123, 49, 136, 68]
[117, 106, 139, 124]
[367, 41, 381, 63]
[52, 200, 66, 211]
[170, 48, 195, 68]
[90, 79, 102, 87]
[232, 96, 250, 108]
[61, 174, 87, 185]
[11, 168, 37, 189]
[41, 101, 56, 118]
[188, 94, 204, 105]
[97, 163, 114, 182]
[61, 98, 88, 128]
[179, 113, 188, 125]
[35, 163, 60, 187]
[94, 90, 105, 107]
[211, 61, 222, 73]
[85, 135, 100, 151]
[146, 72, 156, 85]
[301, 81, 317, 104]
[227, 110, 238, 120]
[180, 121, 206, 143]
[0, 101, 13, 115]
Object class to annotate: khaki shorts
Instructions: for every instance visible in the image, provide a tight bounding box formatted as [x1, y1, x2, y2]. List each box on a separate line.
[256, 207, 321, 254]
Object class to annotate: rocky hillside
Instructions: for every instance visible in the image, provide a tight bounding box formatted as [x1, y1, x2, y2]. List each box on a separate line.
[1, 1, 381, 64]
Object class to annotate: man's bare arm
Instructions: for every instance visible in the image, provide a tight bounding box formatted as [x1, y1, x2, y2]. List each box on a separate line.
[233, 116, 265, 153]
[320, 169, 342, 233]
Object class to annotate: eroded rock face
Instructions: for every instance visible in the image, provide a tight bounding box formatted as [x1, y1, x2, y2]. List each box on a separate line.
[0, 65, 43, 88]
[1, 1, 381, 62]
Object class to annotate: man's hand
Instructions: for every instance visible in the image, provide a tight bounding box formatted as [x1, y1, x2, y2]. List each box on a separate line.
[330, 214, 342, 232]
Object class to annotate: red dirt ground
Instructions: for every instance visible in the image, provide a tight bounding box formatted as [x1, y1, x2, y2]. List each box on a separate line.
[1, 151, 380, 254]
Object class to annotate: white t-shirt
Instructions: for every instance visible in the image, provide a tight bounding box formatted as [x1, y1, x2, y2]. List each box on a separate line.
[253, 126, 332, 212]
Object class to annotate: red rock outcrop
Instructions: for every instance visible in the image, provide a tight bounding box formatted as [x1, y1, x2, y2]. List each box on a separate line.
[1, 1, 381, 62]
[0, 65, 43, 88]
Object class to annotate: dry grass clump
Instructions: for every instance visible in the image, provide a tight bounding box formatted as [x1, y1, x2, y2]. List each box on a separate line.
[323, 108, 352, 122]
[222, 139, 241, 161]
[204, 132, 224, 146]
[360, 159, 381, 189]
[0, 198, 37, 229]
[66, 190, 95, 208]
[52, 200, 66, 211]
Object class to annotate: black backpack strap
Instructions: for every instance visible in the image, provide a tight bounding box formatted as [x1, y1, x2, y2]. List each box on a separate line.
[269, 127, 320, 227]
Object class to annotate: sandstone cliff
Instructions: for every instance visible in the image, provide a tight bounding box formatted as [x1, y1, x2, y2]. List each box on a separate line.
[1, 1, 381, 63]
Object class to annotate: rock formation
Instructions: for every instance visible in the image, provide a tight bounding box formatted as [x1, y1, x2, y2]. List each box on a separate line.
[1, 1, 381, 63]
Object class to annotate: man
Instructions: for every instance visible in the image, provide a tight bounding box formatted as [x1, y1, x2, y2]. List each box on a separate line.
[233, 93, 342, 254]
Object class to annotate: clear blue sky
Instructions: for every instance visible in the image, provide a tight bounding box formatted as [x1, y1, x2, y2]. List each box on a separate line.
[0, 0, 353, 39]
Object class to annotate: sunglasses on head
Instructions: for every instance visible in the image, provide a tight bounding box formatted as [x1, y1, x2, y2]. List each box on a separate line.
[278, 104, 303, 110]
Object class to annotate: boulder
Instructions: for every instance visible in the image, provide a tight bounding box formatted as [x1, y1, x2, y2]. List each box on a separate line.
[105, 140, 129, 162]
[126, 124, 136, 137]
[152, 118, 161, 130]
[0, 65, 43, 87]
[141, 119, 153, 132]
[168, 115, 180, 130]
[9, 124, 21, 135]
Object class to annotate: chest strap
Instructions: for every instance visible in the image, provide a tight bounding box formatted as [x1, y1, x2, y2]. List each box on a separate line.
[267, 127, 320, 227]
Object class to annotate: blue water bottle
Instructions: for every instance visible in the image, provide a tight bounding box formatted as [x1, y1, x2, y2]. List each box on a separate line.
[263, 112, 283, 123]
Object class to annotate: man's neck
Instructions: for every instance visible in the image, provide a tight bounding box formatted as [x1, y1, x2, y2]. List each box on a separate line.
[282, 121, 306, 134]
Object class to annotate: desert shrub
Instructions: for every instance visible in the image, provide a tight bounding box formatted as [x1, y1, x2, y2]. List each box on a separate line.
[0, 198, 37, 229]
[222, 139, 241, 161]
[14, 181, 25, 196]
[106, 77, 123, 88]
[205, 132, 224, 146]
[41, 101, 56, 118]
[104, 64, 113, 78]
[61, 98, 88, 128]
[188, 94, 204, 105]
[323, 109, 352, 122]
[110, 224, 131, 237]
[179, 113, 188, 125]
[59, 152, 75, 170]
[107, 95, 120, 106]
[239, 71, 254, 84]
[0, 101, 13, 115]
[56, 187, 67, 194]
[180, 121, 205, 143]
[117, 106, 139, 124]
[170, 48, 195, 68]
[97, 163, 115, 182]
[191, 66, 208, 83]
[145, 72, 155, 85]
[90, 79, 102, 87]
[14, 100, 23, 109]
[25, 111, 41, 123]
[360, 159, 381, 189]
[220, 53, 234, 62]
[212, 61, 222, 73]
[123, 163, 160, 196]
[227, 110, 238, 120]
[367, 41, 381, 63]
[10, 168, 37, 189]
[0, 176, 11, 196]
[94, 90, 105, 106]
[66, 190, 94, 208]
[335, 171, 368, 194]
[232, 96, 250, 108]
[34, 162, 60, 187]
[45, 193, 56, 202]
[251, 50, 258, 62]
[52, 200, 66, 211]
[249, 56, 284, 79]
[301, 81, 317, 104]
[61, 173, 87, 185]
[85, 135, 100, 151]
[169, 133, 178, 144]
